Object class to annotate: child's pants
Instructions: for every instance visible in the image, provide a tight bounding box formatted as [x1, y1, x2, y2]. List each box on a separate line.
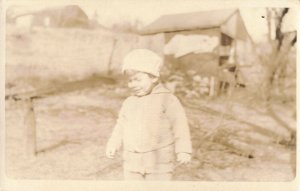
[124, 170, 172, 180]
[122, 144, 175, 180]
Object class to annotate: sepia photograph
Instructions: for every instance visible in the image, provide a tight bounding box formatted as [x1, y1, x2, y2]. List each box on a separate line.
[1, 0, 299, 190]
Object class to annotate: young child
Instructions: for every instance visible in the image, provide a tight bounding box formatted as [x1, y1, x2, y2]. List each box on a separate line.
[105, 49, 192, 181]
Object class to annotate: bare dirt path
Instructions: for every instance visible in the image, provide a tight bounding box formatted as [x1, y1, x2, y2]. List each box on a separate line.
[5, 84, 295, 181]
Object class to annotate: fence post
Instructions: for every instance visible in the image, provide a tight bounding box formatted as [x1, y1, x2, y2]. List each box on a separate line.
[24, 98, 36, 159]
[209, 76, 215, 97]
[107, 38, 117, 75]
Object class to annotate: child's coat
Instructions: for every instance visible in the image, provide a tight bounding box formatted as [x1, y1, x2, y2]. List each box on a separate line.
[107, 83, 192, 173]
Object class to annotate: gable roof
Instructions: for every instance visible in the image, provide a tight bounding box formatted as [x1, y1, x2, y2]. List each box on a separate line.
[7, 5, 90, 28]
[139, 8, 297, 43]
[138, 9, 253, 42]
[139, 9, 237, 35]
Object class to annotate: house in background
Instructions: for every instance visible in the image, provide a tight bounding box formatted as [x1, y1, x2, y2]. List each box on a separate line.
[6, 5, 90, 29]
[32, 5, 90, 28]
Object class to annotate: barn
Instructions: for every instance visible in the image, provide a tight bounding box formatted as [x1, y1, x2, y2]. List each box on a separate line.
[6, 5, 90, 29]
[32, 5, 90, 28]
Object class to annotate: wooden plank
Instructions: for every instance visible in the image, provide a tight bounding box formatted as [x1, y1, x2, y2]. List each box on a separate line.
[107, 38, 117, 75]
[5, 75, 116, 101]
[6, 75, 116, 158]
[209, 76, 215, 97]
[23, 99, 36, 158]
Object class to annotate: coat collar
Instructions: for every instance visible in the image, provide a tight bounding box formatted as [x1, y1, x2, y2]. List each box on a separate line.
[150, 83, 171, 94]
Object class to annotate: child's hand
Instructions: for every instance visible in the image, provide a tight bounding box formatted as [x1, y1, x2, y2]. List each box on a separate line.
[176, 153, 191, 165]
[105, 146, 117, 159]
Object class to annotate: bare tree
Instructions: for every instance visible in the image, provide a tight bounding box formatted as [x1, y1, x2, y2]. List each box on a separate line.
[258, 8, 296, 143]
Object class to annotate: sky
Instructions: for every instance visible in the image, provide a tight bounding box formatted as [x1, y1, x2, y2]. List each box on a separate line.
[6, 0, 214, 26]
[4, 0, 298, 42]
[5, 0, 298, 25]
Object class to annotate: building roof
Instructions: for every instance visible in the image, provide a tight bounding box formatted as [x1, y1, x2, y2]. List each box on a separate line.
[7, 5, 89, 28]
[139, 8, 297, 43]
[138, 9, 258, 42]
[139, 9, 237, 35]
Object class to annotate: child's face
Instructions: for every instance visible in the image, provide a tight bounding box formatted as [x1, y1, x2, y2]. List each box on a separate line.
[125, 70, 158, 96]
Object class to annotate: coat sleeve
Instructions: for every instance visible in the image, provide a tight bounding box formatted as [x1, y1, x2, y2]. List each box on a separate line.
[106, 100, 127, 151]
[166, 95, 192, 154]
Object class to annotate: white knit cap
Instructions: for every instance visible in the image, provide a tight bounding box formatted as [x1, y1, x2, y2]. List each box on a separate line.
[122, 49, 162, 77]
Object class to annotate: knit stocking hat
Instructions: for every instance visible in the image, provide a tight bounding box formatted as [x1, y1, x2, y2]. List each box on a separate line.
[122, 49, 163, 77]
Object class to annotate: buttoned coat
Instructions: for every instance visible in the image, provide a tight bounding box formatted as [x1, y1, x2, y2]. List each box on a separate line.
[107, 83, 192, 173]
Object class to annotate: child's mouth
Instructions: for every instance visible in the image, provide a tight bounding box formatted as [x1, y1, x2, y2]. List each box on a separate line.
[132, 89, 141, 94]
[132, 89, 147, 96]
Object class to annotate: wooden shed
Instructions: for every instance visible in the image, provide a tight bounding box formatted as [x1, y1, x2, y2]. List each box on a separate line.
[138, 9, 253, 96]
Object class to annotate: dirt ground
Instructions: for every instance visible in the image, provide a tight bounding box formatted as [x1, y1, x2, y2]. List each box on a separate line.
[5, 81, 296, 181]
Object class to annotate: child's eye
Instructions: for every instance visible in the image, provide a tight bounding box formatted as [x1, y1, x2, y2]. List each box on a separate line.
[128, 78, 137, 83]
[133, 77, 142, 82]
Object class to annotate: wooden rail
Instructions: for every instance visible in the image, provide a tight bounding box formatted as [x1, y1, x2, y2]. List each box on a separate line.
[6, 75, 116, 158]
